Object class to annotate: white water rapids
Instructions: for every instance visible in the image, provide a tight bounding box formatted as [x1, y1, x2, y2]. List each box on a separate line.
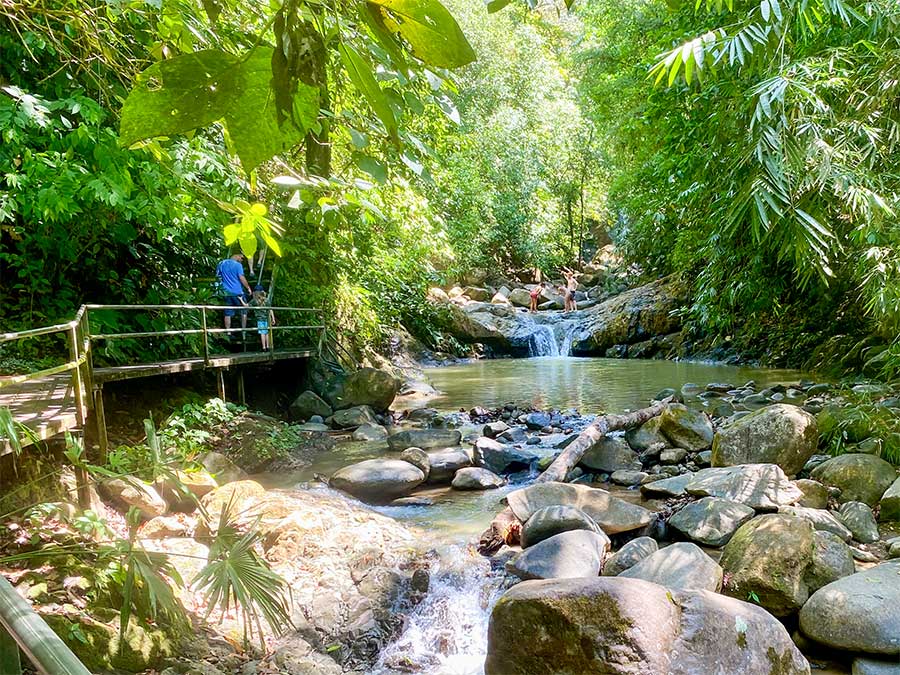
[527, 320, 577, 357]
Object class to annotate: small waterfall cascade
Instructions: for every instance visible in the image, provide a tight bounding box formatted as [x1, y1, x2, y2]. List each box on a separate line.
[528, 320, 577, 357]
[374, 546, 506, 674]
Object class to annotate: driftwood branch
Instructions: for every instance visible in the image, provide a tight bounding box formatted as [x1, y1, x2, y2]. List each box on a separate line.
[476, 397, 671, 555]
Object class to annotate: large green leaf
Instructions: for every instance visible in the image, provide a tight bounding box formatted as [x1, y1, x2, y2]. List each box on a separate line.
[120, 48, 315, 172]
[120, 50, 239, 146]
[367, 0, 476, 69]
[339, 44, 399, 144]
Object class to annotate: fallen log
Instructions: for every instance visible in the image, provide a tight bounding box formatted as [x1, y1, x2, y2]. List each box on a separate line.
[476, 397, 671, 555]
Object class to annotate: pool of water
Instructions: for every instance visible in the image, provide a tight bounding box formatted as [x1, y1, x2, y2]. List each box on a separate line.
[417, 356, 804, 413]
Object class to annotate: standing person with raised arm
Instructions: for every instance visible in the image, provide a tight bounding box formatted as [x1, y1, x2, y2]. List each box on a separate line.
[216, 252, 252, 336]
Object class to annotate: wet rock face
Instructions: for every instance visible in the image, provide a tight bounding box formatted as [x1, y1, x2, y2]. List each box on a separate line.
[800, 562, 900, 656]
[485, 577, 809, 675]
[712, 404, 819, 475]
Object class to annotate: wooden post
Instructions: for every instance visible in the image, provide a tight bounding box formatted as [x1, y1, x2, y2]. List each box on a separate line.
[217, 370, 226, 402]
[68, 325, 90, 510]
[92, 385, 108, 465]
[201, 308, 210, 365]
[237, 370, 246, 406]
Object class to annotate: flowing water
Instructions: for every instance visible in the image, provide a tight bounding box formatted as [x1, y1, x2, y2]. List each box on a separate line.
[293, 356, 823, 674]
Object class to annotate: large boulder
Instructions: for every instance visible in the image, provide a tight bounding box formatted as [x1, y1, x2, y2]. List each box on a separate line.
[625, 416, 667, 452]
[99, 477, 167, 519]
[810, 453, 897, 507]
[507, 530, 610, 581]
[200, 480, 266, 521]
[799, 562, 900, 655]
[580, 435, 641, 473]
[329, 459, 425, 503]
[200, 451, 246, 485]
[658, 403, 714, 452]
[794, 479, 830, 509]
[685, 464, 802, 510]
[387, 429, 462, 452]
[328, 367, 400, 412]
[880, 476, 900, 521]
[639, 473, 692, 497]
[601, 537, 658, 576]
[451, 467, 504, 490]
[668, 497, 755, 547]
[485, 576, 809, 675]
[778, 506, 852, 541]
[619, 542, 723, 592]
[839, 501, 880, 543]
[329, 405, 378, 429]
[425, 448, 471, 483]
[521, 505, 602, 548]
[289, 390, 333, 421]
[473, 436, 541, 473]
[720, 513, 817, 616]
[506, 482, 654, 535]
[711, 404, 818, 475]
[351, 423, 388, 442]
[507, 288, 533, 308]
[805, 531, 856, 591]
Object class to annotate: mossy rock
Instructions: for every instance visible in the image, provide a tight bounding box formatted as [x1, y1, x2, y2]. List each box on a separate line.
[42, 611, 174, 672]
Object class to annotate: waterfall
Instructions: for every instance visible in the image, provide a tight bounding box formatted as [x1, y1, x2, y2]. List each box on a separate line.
[374, 546, 506, 674]
[556, 322, 577, 357]
[528, 325, 559, 357]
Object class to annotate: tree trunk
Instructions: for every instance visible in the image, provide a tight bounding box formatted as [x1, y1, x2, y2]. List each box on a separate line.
[476, 397, 671, 555]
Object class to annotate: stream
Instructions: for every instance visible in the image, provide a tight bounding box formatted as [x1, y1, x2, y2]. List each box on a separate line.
[276, 357, 809, 674]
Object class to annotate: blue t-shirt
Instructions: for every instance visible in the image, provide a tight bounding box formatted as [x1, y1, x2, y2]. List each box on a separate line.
[216, 258, 245, 295]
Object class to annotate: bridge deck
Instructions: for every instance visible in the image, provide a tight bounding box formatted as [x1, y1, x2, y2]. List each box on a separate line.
[1, 349, 313, 454]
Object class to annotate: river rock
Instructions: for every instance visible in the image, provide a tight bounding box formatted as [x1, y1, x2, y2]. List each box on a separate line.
[580, 434, 641, 473]
[658, 403, 714, 452]
[778, 505, 852, 541]
[425, 449, 471, 483]
[139, 516, 188, 539]
[451, 467, 504, 490]
[351, 423, 388, 442]
[485, 576, 809, 675]
[720, 513, 817, 616]
[506, 482, 654, 535]
[161, 469, 218, 512]
[660, 447, 687, 464]
[794, 478, 830, 509]
[498, 426, 528, 444]
[686, 464, 802, 510]
[879, 476, 900, 521]
[711, 404, 818, 476]
[524, 411, 552, 430]
[668, 497, 755, 547]
[601, 537, 658, 576]
[398, 447, 430, 480]
[639, 472, 692, 497]
[853, 659, 900, 675]
[521, 505, 602, 548]
[199, 479, 266, 521]
[100, 477, 167, 519]
[810, 453, 898, 507]
[625, 416, 667, 452]
[289, 390, 333, 421]
[507, 530, 610, 581]
[619, 542, 723, 592]
[800, 562, 900, 655]
[463, 286, 491, 302]
[483, 421, 509, 438]
[610, 470, 647, 486]
[507, 288, 532, 307]
[328, 405, 378, 429]
[805, 531, 856, 591]
[387, 428, 462, 451]
[328, 367, 399, 412]
[473, 436, 540, 473]
[329, 459, 425, 503]
[200, 451, 246, 485]
[839, 501, 880, 543]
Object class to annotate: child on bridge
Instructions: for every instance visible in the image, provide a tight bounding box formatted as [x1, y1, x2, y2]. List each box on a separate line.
[250, 286, 275, 351]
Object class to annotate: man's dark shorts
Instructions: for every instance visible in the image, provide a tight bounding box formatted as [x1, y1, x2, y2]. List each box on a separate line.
[223, 295, 246, 317]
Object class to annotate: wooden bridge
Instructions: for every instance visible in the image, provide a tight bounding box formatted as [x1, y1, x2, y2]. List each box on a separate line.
[0, 303, 337, 459]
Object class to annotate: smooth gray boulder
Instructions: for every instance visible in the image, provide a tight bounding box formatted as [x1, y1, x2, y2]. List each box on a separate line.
[580, 434, 641, 473]
[506, 482, 654, 535]
[610, 470, 647, 486]
[658, 403, 714, 452]
[426, 448, 471, 483]
[794, 478, 829, 509]
[625, 416, 667, 452]
[289, 390, 332, 421]
[879, 476, 900, 521]
[329, 459, 425, 503]
[779, 505, 853, 541]
[810, 453, 897, 507]
[472, 436, 540, 473]
[668, 497, 755, 547]
[805, 531, 856, 591]
[686, 464, 802, 510]
[387, 428, 462, 452]
[712, 404, 818, 475]
[853, 658, 900, 675]
[451, 467, 504, 490]
[328, 367, 399, 412]
[351, 423, 388, 442]
[640, 472, 692, 497]
[485, 577, 809, 675]
[398, 447, 430, 480]
[601, 536, 658, 576]
[328, 405, 378, 429]
[800, 562, 900, 655]
[839, 501, 880, 543]
[506, 530, 610, 581]
[521, 505, 602, 548]
[619, 542, 723, 592]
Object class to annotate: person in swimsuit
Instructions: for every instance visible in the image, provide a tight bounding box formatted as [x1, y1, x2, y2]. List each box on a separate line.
[529, 282, 545, 313]
[562, 269, 580, 313]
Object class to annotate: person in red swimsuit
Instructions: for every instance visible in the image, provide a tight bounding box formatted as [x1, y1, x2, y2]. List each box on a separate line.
[529, 282, 545, 313]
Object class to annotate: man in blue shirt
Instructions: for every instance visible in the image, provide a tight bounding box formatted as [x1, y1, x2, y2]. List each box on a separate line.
[216, 253, 252, 334]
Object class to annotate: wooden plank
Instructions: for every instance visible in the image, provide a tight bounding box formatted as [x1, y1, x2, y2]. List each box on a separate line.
[0, 375, 84, 456]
